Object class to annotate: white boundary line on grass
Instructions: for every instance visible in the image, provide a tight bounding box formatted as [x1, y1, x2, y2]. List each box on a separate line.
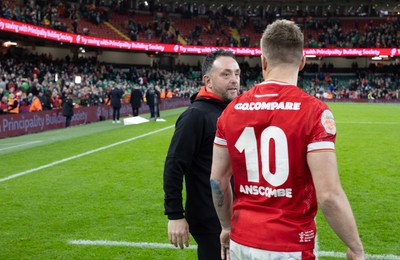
[0, 140, 42, 151]
[68, 240, 400, 260]
[336, 121, 400, 124]
[0, 125, 175, 183]
[69, 240, 198, 249]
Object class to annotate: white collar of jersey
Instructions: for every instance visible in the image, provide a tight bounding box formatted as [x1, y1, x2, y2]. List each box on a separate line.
[260, 80, 294, 86]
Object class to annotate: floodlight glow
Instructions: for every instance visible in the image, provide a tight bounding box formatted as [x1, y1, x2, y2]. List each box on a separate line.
[75, 76, 82, 84]
[2, 41, 17, 47]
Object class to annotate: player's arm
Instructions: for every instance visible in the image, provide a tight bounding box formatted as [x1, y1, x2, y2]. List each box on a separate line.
[211, 144, 233, 230]
[211, 144, 233, 260]
[307, 151, 365, 259]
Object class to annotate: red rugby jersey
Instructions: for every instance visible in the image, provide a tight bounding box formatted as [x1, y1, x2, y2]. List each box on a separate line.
[214, 80, 336, 251]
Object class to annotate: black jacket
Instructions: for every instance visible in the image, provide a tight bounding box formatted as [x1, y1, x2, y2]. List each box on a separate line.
[163, 87, 230, 234]
[62, 97, 74, 117]
[129, 88, 143, 108]
[108, 87, 124, 108]
[42, 93, 53, 110]
[145, 88, 160, 106]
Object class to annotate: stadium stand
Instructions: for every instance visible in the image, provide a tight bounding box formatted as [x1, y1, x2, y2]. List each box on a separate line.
[0, 0, 399, 117]
[2, 0, 400, 48]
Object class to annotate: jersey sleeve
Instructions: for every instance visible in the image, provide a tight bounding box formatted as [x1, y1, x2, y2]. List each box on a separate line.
[307, 106, 337, 152]
[214, 114, 227, 147]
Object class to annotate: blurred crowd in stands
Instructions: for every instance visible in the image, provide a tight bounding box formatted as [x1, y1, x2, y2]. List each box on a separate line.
[305, 17, 400, 48]
[0, 48, 399, 115]
[302, 72, 400, 101]
[0, 50, 208, 114]
[303, 60, 400, 100]
[1, 0, 400, 48]
[0, 0, 399, 115]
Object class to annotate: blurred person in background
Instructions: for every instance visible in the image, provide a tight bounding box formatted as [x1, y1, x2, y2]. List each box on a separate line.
[145, 84, 161, 119]
[0, 96, 9, 114]
[0, 77, 6, 92]
[42, 90, 53, 110]
[154, 85, 162, 118]
[7, 93, 19, 114]
[0, 88, 5, 100]
[108, 83, 124, 123]
[29, 95, 42, 112]
[163, 49, 240, 260]
[52, 90, 62, 109]
[62, 93, 74, 128]
[129, 84, 143, 117]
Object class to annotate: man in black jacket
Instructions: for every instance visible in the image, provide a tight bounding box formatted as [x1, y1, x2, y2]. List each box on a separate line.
[145, 84, 160, 119]
[108, 83, 124, 123]
[163, 49, 240, 260]
[129, 85, 143, 117]
[62, 93, 74, 128]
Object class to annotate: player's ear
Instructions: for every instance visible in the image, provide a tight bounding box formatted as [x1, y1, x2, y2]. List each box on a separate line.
[261, 55, 267, 72]
[299, 56, 306, 71]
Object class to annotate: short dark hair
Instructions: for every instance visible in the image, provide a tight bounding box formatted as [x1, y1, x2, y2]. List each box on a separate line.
[261, 19, 304, 66]
[202, 49, 235, 76]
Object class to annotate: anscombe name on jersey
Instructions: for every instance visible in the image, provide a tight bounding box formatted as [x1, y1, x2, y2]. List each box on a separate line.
[240, 184, 292, 198]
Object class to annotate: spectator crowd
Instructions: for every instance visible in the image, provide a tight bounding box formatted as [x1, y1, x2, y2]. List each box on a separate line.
[0, 47, 399, 116]
[0, 0, 399, 116]
[0, 50, 234, 115]
[1, 0, 399, 48]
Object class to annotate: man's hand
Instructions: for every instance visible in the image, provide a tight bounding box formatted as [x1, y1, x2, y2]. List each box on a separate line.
[220, 229, 230, 260]
[168, 219, 190, 249]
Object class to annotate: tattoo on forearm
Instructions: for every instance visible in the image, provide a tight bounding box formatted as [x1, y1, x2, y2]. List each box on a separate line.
[210, 179, 224, 207]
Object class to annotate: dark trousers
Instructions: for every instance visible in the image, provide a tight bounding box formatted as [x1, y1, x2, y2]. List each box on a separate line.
[192, 233, 221, 260]
[149, 105, 160, 118]
[149, 105, 155, 118]
[65, 115, 72, 127]
[113, 107, 121, 120]
[131, 104, 139, 116]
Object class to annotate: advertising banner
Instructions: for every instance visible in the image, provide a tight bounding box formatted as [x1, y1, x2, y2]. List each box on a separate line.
[1, 18, 398, 57]
[0, 99, 190, 138]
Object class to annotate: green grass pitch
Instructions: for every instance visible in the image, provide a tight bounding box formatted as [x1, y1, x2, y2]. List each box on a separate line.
[0, 103, 399, 259]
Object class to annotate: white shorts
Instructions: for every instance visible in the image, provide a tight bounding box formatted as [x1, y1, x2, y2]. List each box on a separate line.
[230, 240, 315, 260]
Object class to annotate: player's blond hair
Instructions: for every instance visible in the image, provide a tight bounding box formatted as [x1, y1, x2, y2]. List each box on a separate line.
[260, 19, 304, 67]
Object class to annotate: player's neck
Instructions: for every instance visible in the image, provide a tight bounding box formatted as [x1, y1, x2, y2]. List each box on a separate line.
[263, 66, 299, 86]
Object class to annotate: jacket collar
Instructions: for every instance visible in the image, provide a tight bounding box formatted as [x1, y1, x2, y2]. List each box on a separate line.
[193, 86, 225, 103]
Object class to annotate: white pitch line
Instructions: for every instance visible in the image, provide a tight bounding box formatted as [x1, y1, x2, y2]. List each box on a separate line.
[0, 125, 174, 183]
[0, 140, 42, 151]
[336, 121, 400, 124]
[69, 240, 197, 250]
[68, 240, 400, 259]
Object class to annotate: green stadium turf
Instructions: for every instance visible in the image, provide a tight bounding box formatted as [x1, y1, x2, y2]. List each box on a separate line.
[0, 104, 399, 259]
